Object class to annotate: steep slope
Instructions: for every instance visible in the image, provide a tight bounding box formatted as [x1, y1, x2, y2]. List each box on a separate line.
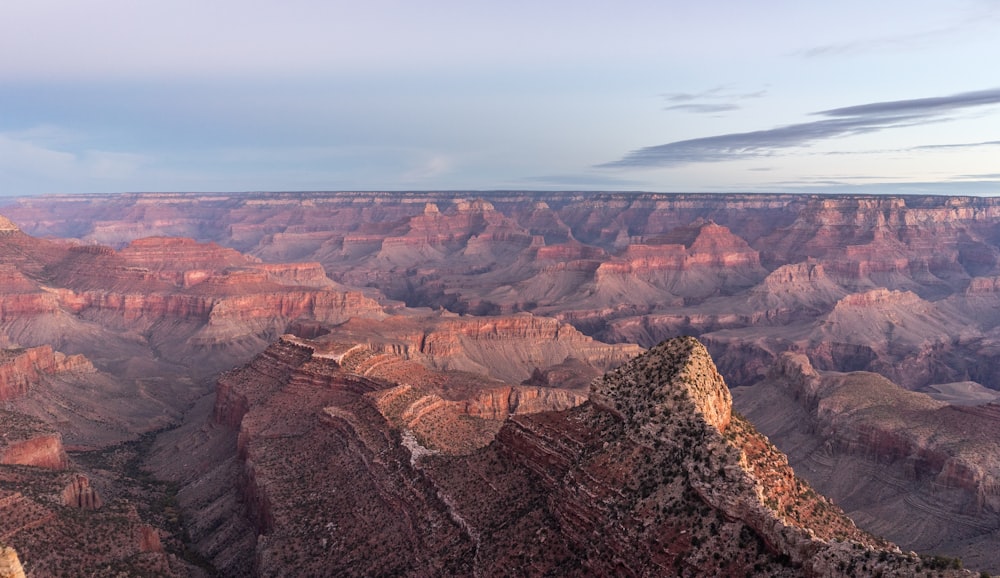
[153, 336, 963, 577]
[0, 221, 390, 380]
[734, 353, 1000, 573]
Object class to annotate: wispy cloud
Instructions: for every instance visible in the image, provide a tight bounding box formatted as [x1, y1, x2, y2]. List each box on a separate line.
[663, 103, 740, 114]
[799, 4, 1000, 59]
[912, 139, 1000, 150]
[601, 88, 1000, 168]
[660, 86, 764, 114]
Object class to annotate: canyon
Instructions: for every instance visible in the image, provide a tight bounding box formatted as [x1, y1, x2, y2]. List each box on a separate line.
[2, 191, 1000, 575]
[153, 335, 958, 576]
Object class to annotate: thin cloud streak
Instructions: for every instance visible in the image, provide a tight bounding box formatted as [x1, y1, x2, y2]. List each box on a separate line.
[913, 139, 1000, 150]
[660, 87, 764, 114]
[818, 88, 1000, 117]
[663, 103, 740, 114]
[602, 88, 1000, 168]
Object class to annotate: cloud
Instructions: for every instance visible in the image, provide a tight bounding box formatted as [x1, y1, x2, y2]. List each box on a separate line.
[601, 88, 1000, 168]
[660, 86, 764, 114]
[663, 103, 740, 114]
[818, 88, 1000, 117]
[798, 4, 1000, 59]
[912, 139, 1000, 150]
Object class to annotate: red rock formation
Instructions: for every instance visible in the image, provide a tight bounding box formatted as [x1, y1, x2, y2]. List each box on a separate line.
[136, 525, 163, 553]
[62, 475, 103, 509]
[0, 410, 69, 469]
[164, 336, 955, 576]
[0, 433, 68, 469]
[0, 346, 93, 401]
[735, 353, 1000, 572]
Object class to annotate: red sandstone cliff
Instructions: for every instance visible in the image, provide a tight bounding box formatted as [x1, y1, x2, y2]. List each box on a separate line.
[0, 346, 93, 401]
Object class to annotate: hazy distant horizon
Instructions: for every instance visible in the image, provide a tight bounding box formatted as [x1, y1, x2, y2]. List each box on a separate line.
[3, 1, 1000, 197]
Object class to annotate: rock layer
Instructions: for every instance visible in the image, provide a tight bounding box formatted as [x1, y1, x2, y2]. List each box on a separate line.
[157, 336, 959, 576]
[734, 353, 1000, 572]
[11, 191, 1000, 391]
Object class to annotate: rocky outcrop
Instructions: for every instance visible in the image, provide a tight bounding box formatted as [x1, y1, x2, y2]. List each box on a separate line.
[0, 433, 68, 470]
[62, 475, 103, 510]
[172, 335, 957, 576]
[735, 353, 1000, 572]
[423, 338, 946, 576]
[0, 409, 69, 470]
[0, 346, 93, 401]
[0, 546, 25, 578]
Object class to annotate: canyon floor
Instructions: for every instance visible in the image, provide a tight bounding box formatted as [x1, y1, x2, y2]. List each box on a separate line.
[2, 192, 1000, 576]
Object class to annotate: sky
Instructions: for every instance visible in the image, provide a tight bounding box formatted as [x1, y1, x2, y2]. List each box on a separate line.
[2, 0, 1000, 196]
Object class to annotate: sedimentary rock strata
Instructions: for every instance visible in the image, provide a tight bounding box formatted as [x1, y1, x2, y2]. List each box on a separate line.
[155, 336, 962, 576]
[734, 353, 1000, 572]
[11, 191, 1000, 392]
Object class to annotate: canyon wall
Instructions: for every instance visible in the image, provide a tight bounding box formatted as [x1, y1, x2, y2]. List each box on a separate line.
[10, 192, 1000, 391]
[169, 335, 958, 576]
[734, 354, 1000, 572]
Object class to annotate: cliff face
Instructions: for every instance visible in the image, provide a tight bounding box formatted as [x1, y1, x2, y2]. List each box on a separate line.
[734, 353, 1000, 573]
[0, 433, 68, 470]
[0, 228, 390, 380]
[164, 336, 953, 577]
[11, 191, 1000, 392]
[0, 409, 69, 469]
[0, 346, 93, 401]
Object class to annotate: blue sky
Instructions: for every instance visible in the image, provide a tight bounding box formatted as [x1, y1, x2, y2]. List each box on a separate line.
[2, 0, 1000, 196]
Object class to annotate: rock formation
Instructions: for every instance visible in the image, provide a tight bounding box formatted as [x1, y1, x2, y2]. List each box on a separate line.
[734, 353, 1000, 572]
[7, 192, 1000, 572]
[152, 336, 968, 576]
[0, 409, 69, 469]
[0, 345, 93, 401]
[10, 191, 1000, 393]
[62, 474, 103, 509]
[0, 546, 25, 578]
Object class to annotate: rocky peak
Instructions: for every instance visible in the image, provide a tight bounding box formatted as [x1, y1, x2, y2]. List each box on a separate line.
[0, 546, 25, 578]
[592, 336, 731, 433]
[0, 215, 18, 234]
